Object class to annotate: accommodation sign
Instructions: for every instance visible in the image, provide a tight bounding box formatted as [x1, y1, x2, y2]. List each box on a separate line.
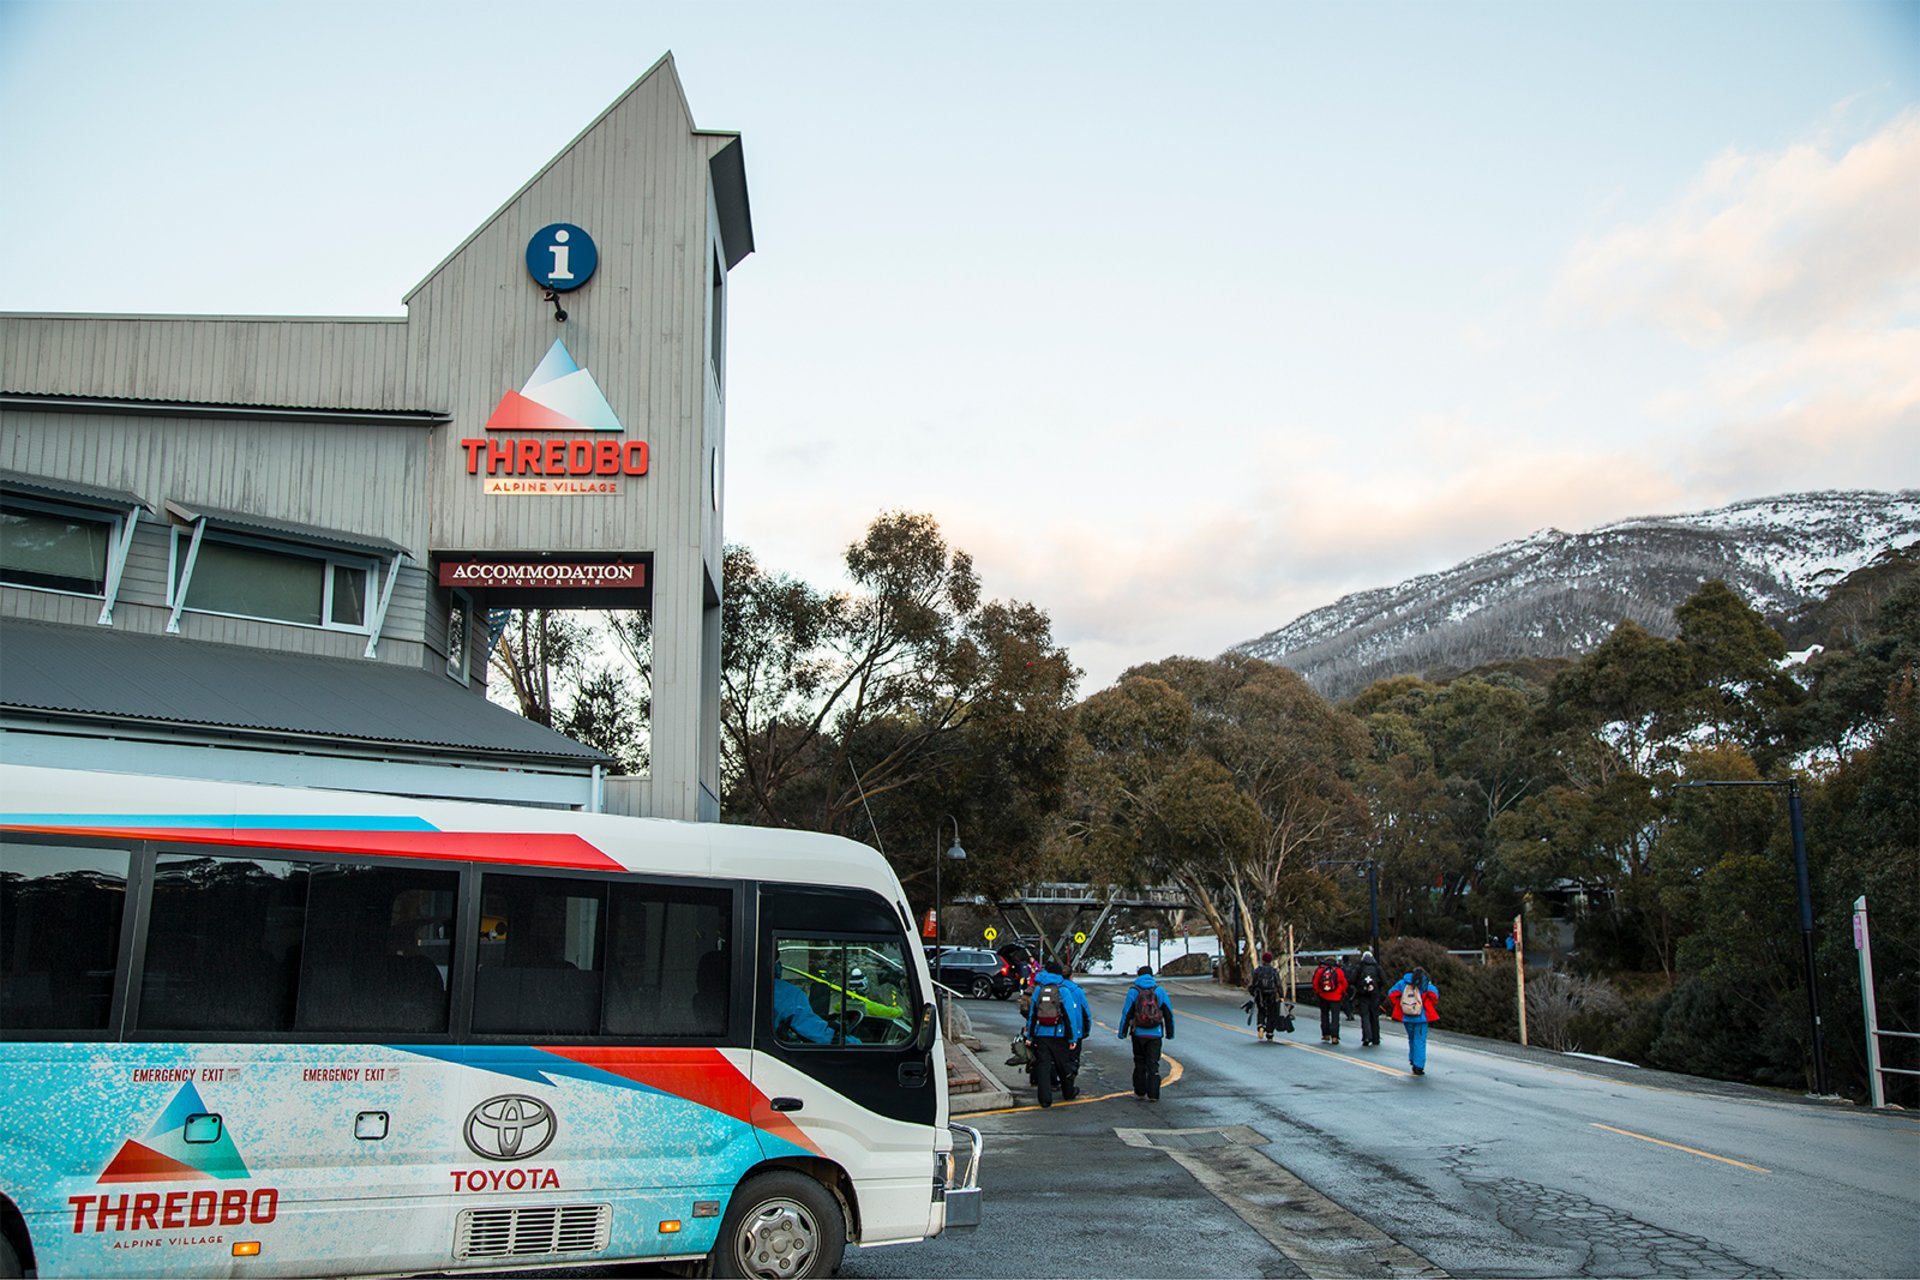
[464, 338, 645, 495]
[438, 562, 645, 589]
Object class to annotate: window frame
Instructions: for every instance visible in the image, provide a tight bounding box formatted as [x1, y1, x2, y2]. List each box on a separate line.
[0, 832, 142, 1040]
[167, 525, 381, 635]
[464, 865, 747, 1048]
[766, 927, 922, 1053]
[3, 836, 756, 1050]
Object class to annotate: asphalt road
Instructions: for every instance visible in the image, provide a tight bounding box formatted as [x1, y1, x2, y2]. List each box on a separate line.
[838, 977, 1920, 1279]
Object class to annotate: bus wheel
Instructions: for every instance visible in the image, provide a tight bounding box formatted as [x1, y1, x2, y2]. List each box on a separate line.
[0, 1231, 22, 1280]
[713, 1171, 845, 1279]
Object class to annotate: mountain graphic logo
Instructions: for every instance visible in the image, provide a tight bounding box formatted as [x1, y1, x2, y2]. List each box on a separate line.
[97, 1081, 250, 1182]
[484, 338, 625, 434]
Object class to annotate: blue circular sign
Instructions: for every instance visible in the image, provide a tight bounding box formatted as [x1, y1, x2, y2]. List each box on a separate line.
[526, 224, 597, 291]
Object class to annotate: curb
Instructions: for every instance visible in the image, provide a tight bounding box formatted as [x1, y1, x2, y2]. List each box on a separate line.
[949, 1038, 1017, 1114]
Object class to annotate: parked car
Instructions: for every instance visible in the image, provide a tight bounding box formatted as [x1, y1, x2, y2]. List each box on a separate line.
[924, 946, 1017, 1000]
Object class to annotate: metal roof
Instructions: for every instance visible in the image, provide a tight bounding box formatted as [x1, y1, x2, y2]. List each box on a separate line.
[0, 469, 153, 513]
[0, 620, 608, 766]
[164, 500, 412, 559]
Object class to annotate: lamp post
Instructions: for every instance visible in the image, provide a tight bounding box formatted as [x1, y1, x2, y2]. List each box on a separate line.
[934, 816, 966, 952]
[1676, 778, 1828, 1095]
[1318, 857, 1381, 957]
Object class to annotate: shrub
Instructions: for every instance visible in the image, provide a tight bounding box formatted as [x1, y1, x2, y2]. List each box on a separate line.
[1525, 971, 1624, 1053]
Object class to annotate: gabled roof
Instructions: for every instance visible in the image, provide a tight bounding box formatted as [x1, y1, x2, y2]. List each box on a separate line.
[405, 52, 753, 302]
[0, 620, 607, 767]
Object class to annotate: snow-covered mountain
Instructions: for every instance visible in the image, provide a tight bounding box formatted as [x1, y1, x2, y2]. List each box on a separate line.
[1231, 491, 1920, 701]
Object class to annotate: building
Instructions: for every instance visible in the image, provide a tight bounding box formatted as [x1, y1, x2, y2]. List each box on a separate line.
[0, 54, 748, 818]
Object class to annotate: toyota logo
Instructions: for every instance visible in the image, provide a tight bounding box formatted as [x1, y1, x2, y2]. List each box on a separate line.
[464, 1094, 556, 1161]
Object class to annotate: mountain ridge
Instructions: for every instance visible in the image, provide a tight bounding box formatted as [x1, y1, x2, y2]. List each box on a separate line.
[1230, 490, 1920, 701]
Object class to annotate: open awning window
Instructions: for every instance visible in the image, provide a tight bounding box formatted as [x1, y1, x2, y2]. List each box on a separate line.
[1, 469, 154, 625]
[163, 501, 410, 658]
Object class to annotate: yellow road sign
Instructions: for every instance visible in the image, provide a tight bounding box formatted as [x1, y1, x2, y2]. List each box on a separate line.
[983, 927, 998, 942]
[1073, 931, 1086, 945]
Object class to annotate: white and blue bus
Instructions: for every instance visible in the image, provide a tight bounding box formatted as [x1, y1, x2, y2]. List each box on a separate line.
[0, 764, 981, 1279]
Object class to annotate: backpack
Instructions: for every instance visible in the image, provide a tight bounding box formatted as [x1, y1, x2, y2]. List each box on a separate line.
[1253, 965, 1280, 994]
[1033, 983, 1064, 1028]
[1315, 966, 1341, 996]
[1400, 984, 1424, 1017]
[1133, 985, 1164, 1030]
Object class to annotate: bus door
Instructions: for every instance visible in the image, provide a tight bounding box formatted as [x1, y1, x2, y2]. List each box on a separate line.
[754, 886, 937, 1246]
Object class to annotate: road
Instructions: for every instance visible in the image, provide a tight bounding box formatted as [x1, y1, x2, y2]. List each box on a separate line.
[840, 977, 1920, 1279]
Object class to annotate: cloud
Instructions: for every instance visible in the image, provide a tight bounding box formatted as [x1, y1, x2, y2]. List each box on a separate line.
[1559, 107, 1920, 344]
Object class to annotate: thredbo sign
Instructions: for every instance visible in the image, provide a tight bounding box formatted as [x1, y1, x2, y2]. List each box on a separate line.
[461, 338, 647, 496]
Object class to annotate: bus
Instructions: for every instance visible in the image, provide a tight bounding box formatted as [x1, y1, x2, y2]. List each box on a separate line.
[0, 764, 981, 1279]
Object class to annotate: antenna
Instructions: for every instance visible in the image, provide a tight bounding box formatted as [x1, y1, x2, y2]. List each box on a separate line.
[847, 757, 886, 857]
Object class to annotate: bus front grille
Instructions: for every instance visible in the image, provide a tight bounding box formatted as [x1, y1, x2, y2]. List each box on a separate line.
[455, 1204, 612, 1259]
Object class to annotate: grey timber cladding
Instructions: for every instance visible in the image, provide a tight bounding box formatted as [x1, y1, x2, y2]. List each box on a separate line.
[410, 61, 732, 557]
[0, 407, 431, 559]
[0, 315, 415, 410]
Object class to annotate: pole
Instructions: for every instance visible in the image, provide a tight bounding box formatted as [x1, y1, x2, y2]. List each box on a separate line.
[1367, 860, 1381, 957]
[933, 832, 943, 952]
[1856, 895, 1884, 1108]
[1514, 914, 1528, 1047]
[1787, 782, 1830, 1095]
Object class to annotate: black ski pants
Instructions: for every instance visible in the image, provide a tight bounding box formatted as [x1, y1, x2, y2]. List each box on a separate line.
[1130, 1034, 1164, 1099]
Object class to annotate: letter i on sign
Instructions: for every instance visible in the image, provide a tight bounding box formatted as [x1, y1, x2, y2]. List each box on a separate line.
[548, 230, 573, 281]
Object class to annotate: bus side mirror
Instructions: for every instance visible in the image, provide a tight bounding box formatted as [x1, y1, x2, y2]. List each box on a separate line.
[913, 1000, 937, 1053]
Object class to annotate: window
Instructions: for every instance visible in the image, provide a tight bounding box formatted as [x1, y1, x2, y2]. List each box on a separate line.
[174, 532, 375, 630]
[0, 842, 130, 1031]
[709, 247, 725, 383]
[0, 501, 115, 595]
[446, 593, 471, 684]
[136, 853, 456, 1036]
[473, 873, 732, 1039]
[772, 936, 915, 1049]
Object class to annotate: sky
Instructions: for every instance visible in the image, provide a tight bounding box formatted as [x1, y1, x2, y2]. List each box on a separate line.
[3, 1, 1917, 692]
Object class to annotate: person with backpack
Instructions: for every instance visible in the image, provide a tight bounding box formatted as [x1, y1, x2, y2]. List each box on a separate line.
[1385, 965, 1440, 1075]
[1312, 957, 1349, 1044]
[1118, 964, 1176, 1100]
[1349, 949, 1387, 1047]
[1248, 950, 1286, 1040]
[1023, 956, 1088, 1107]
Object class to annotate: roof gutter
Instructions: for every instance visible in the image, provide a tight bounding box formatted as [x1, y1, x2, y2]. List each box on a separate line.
[0, 393, 448, 428]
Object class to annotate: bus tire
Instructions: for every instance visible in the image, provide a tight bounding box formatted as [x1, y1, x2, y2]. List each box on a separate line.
[0, 1230, 22, 1280]
[712, 1170, 846, 1279]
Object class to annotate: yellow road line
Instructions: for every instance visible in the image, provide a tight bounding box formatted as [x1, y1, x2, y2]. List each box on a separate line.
[1590, 1122, 1770, 1173]
[966, 1024, 1183, 1117]
[1176, 1005, 1409, 1078]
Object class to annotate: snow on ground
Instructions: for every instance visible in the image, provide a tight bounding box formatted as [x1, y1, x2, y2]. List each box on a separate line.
[1090, 935, 1219, 976]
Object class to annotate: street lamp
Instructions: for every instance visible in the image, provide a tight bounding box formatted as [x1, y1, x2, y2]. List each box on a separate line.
[934, 816, 966, 951]
[1676, 778, 1828, 1095]
[1318, 857, 1381, 957]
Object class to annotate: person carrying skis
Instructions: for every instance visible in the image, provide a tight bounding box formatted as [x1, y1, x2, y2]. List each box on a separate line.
[1248, 950, 1286, 1040]
[1023, 955, 1089, 1107]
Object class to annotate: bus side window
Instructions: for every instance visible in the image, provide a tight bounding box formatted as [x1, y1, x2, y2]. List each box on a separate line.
[603, 882, 731, 1039]
[0, 841, 130, 1032]
[473, 874, 607, 1036]
[295, 864, 457, 1034]
[140, 855, 304, 1033]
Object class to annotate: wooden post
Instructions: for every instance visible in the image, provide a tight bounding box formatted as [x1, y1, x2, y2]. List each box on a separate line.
[1514, 914, 1528, 1047]
[1286, 924, 1297, 1005]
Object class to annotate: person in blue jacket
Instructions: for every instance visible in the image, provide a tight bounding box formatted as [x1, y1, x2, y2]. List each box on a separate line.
[1024, 956, 1088, 1106]
[1385, 967, 1438, 1075]
[1117, 966, 1175, 1100]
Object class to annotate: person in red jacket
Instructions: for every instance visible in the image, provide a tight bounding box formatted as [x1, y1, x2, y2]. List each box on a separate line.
[1312, 958, 1349, 1044]
[1385, 966, 1440, 1075]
